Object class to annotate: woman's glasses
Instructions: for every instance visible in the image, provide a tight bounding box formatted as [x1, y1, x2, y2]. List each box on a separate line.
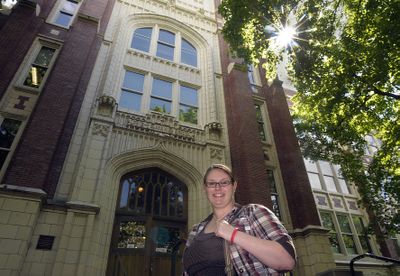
[205, 180, 232, 188]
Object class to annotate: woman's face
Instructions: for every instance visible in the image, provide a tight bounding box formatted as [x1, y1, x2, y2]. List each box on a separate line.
[204, 168, 236, 210]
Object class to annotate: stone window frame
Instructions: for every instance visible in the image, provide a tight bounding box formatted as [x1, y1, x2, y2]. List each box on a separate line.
[47, 0, 82, 29]
[14, 37, 62, 94]
[130, 25, 198, 68]
[117, 68, 200, 126]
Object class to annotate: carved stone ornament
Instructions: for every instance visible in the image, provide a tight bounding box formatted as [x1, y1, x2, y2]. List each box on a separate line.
[207, 121, 222, 131]
[92, 122, 111, 137]
[210, 147, 223, 160]
[121, 112, 198, 142]
[97, 95, 116, 117]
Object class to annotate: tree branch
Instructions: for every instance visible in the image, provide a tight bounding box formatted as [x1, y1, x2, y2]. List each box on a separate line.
[372, 86, 400, 100]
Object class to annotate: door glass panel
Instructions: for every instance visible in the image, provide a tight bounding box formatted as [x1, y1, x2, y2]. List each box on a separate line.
[151, 226, 181, 253]
[118, 221, 146, 249]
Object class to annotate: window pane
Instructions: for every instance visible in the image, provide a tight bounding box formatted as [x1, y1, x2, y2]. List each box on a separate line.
[324, 175, 337, 192]
[337, 214, 352, 232]
[158, 30, 175, 45]
[156, 43, 174, 60]
[0, 119, 21, 149]
[131, 27, 152, 52]
[271, 194, 281, 219]
[267, 169, 276, 193]
[180, 86, 197, 106]
[0, 150, 9, 169]
[181, 38, 197, 67]
[55, 12, 73, 27]
[118, 221, 146, 249]
[24, 65, 47, 88]
[62, 0, 78, 13]
[179, 105, 197, 124]
[247, 64, 255, 84]
[258, 122, 266, 141]
[123, 71, 145, 92]
[320, 212, 341, 253]
[342, 234, 357, 254]
[119, 90, 142, 111]
[119, 180, 129, 208]
[304, 159, 318, 172]
[338, 178, 349, 194]
[34, 47, 55, 67]
[150, 98, 171, 113]
[319, 161, 333, 175]
[308, 172, 322, 189]
[152, 79, 172, 99]
[152, 226, 180, 253]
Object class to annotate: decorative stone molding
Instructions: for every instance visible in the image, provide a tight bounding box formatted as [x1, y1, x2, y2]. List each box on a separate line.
[92, 122, 111, 137]
[205, 121, 222, 141]
[96, 95, 117, 117]
[115, 112, 203, 143]
[210, 147, 223, 161]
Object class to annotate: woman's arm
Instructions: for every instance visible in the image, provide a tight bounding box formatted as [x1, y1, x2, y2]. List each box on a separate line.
[216, 221, 295, 271]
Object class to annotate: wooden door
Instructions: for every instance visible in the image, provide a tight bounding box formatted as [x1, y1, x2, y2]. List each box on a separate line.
[106, 168, 188, 276]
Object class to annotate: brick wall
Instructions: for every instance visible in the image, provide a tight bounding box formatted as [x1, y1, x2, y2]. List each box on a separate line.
[1, 1, 114, 197]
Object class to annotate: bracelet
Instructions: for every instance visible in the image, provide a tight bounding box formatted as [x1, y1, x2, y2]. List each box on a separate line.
[230, 227, 239, 244]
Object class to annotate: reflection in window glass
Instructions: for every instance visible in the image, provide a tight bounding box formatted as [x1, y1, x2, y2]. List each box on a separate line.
[151, 79, 172, 114]
[179, 85, 198, 124]
[119, 170, 186, 218]
[338, 178, 349, 194]
[152, 226, 180, 253]
[24, 46, 56, 88]
[118, 221, 146, 249]
[308, 172, 322, 189]
[0, 119, 21, 169]
[319, 161, 333, 175]
[324, 175, 337, 192]
[119, 71, 145, 111]
[337, 214, 357, 254]
[352, 216, 371, 253]
[157, 30, 175, 61]
[320, 212, 342, 253]
[304, 159, 318, 172]
[54, 0, 78, 27]
[254, 104, 266, 141]
[181, 38, 197, 67]
[131, 27, 152, 52]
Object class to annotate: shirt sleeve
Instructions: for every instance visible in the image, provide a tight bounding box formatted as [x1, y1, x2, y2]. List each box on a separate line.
[247, 204, 296, 260]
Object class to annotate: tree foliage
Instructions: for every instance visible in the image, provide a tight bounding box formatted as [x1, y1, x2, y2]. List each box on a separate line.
[219, 0, 399, 235]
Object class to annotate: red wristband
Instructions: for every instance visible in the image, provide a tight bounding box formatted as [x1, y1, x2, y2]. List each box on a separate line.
[230, 227, 239, 244]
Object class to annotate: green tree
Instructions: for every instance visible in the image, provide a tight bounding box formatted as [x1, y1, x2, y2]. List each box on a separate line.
[219, 0, 399, 235]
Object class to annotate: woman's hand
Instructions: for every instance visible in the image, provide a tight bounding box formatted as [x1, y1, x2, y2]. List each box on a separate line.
[215, 219, 235, 241]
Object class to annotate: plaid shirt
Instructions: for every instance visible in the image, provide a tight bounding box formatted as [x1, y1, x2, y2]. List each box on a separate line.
[185, 204, 295, 276]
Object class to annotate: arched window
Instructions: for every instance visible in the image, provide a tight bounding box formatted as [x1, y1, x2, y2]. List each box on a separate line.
[118, 168, 187, 218]
[181, 38, 197, 67]
[131, 27, 153, 52]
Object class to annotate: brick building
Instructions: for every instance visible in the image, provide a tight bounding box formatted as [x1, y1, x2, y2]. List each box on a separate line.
[0, 0, 398, 275]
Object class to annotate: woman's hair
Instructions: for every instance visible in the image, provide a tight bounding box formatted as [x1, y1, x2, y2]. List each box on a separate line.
[203, 164, 235, 184]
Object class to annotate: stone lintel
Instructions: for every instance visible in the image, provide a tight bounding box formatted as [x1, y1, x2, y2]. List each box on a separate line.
[0, 183, 47, 201]
[66, 201, 100, 214]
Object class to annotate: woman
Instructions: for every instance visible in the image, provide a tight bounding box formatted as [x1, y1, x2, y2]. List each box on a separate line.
[183, 164, 296, 275]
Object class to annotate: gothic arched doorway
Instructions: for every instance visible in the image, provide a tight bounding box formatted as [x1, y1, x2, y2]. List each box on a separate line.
[107, 168, 188, 276]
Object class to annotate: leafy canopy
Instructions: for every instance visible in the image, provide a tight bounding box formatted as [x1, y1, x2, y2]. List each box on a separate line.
[219, 0, 399, 235]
